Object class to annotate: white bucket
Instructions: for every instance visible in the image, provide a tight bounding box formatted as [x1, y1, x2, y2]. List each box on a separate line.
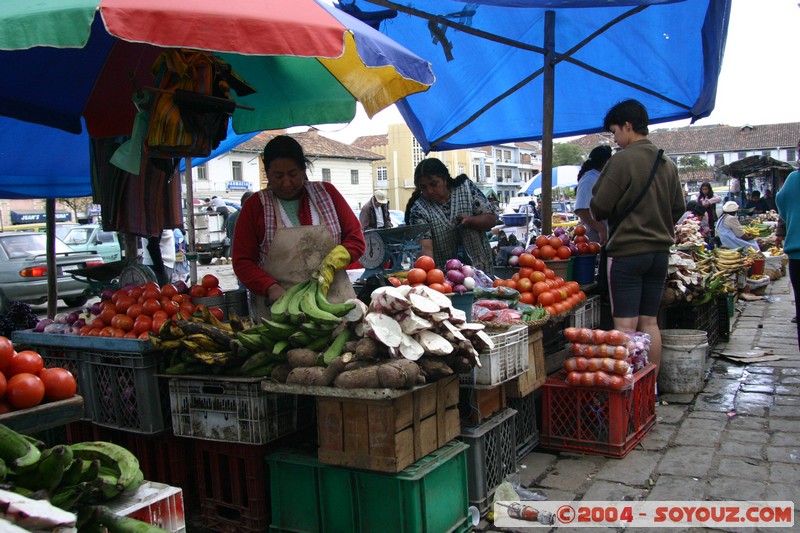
[658, 329, 708, 394]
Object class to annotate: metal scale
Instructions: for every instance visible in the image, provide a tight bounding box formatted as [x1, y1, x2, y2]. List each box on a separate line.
[358, 224, 431, 280]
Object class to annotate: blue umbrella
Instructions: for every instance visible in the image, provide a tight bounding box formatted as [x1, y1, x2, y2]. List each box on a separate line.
[339, 0, 730, 232]
[519, 165, 580, 196]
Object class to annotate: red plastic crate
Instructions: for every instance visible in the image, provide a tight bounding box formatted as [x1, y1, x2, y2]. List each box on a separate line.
[540, 363, 656, 458]
[194, 440, 270, 533]
[65, 420, 98, 444]
[102, 481, 185, 533]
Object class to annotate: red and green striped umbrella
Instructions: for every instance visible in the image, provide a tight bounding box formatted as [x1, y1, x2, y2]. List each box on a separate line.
[0, 0, 435, 137]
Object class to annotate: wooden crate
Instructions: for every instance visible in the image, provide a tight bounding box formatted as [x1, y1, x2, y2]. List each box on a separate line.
[317, 376, 460, 473]
[505, 329, 546, 398]
[460, 384, 507, 426]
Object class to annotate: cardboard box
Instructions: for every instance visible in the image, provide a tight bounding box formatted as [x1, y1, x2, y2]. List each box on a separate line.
[505, 329, 546, 397]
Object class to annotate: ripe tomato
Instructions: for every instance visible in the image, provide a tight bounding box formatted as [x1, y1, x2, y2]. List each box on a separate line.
[6, 373, 45, 409]
[39, 368, 77, 402]
[426, 268, 445, 285]
[518, 253, 535, 268]
[413, 255, 435, 272]
[189, 285, 207, 298]
[573, 225, 587, 236]
[205, 287, 224, 298]
[126, 303, 144, 319]
[115, 314, 135, 332]
[530, 271, 546, 283]
[532, 281, 549, 296]
[99, 306, 117, 326]
[503, 279, 517, 290]
[518, 267, 534, 280]
[516, 278, 533, 293]
[576, 242, 590, 254]
[544, 268, 556, 280]
[7, 350, 44, 377]
[388, 277, 402, 287]
[152, 316, 169, 335]
[535, 235, 549, 248]
[0, 336, 14, 372]
[133, 315, 153, 336]
[0, 371, 6, 399]
[537, 291, 555, 306]
[539, 245, 556, 259]
[142, 298, 162, 316]
[574, 235, 589, 244]
[427, 283, 446, 293]
[201, 274, 220, 289]
[588, 242, 602, 254]
[209, 307, 224, 321]
[441, 282, 453, 294]
[548, 236, 562, 249]
[407, 268, 428, 285]
[115, 296, 136, 314]
[556, 246, 572, 260]
[160, 284, 178, 298]
[519, 292, 535, 305]
[162, 300, 180, 318]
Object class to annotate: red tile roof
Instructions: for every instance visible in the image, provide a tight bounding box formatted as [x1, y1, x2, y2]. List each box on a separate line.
[235, 129, 382, 161]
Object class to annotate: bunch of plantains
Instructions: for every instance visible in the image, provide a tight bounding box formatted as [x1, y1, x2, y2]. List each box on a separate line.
[0, 423, 167, 531]
[159, 279, 356, 377]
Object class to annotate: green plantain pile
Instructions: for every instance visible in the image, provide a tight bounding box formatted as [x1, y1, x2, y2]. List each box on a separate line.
[0, 423, 166, 531]
[159, 279, 356, 377]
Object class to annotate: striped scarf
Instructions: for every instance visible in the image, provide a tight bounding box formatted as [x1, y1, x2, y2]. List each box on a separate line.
[257, 182, 342, 264]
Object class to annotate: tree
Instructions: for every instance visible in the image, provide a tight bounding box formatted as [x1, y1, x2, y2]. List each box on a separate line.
[677, 155, 709, 170]
[58, 197, 94, 222]
[553, 143, 586, 166]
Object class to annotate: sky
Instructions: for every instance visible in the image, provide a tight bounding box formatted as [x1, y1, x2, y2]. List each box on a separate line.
[310, 1, 800, 145]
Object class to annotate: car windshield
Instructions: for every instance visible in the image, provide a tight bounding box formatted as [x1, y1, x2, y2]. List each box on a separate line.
[1, 233, 73, 259]
[389, 210, 406, 227]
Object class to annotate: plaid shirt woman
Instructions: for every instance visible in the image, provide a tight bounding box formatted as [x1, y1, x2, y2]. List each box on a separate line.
[406, 158, 497, 274]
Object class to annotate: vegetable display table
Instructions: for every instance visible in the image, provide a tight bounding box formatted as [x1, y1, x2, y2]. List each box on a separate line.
[0, 396, 83, 435]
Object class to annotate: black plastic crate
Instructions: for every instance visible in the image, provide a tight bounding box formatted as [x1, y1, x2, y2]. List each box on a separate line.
[507, 394, 539, 462]
[717, 296, 731, 343]
[663, 299, 719, 348]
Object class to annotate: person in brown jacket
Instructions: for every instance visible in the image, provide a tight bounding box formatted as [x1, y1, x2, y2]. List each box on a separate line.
[359, 190, 393, 230]
[591, 99, 685, 376]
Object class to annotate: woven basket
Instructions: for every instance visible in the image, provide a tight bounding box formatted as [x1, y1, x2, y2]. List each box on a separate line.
[474, 313, 550, 333]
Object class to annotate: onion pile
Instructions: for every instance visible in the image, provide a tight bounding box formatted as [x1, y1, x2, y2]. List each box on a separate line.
[444, 259, 475, 294]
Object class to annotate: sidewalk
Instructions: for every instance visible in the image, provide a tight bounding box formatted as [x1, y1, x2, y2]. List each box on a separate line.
[483, 274, 800, 532]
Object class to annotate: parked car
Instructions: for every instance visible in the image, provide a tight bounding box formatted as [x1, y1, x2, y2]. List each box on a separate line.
[0, 232, 105, 312]
[61, 224, 122, 262]
[55, 223, 81, 241]
[389, 209, 406, 227]
[552, 201, 577, 222]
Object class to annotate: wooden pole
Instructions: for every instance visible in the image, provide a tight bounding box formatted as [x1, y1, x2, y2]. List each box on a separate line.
[46, 199, 57, 318]
[541, 10, 555, 236]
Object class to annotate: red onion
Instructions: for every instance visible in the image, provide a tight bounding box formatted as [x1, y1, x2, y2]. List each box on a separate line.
[461, 265, 475, 278]
[175, 280, 189, 294]
[508, 255, 520, 267]
[559, 234, 571, 246]
[90, 302, 102, 315]
[554, 227, 566, 236]
[34, 318, 53, 332]
[445, 258, 463, 271]
[452, 284, 468, 294]
[511, 246, 525, 256]
[66, 311, 80, 325]
[446, 269, 466, 285]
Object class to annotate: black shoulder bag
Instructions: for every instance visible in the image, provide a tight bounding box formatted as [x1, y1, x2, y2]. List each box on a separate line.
[597, 149, 664, 298]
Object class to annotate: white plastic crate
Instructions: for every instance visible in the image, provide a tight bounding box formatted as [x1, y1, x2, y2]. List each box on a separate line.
[169, 376, 298, 444]
[460, 326, 528, 386]
[102, 481, 185, 533]
[568, 296, 600, 329]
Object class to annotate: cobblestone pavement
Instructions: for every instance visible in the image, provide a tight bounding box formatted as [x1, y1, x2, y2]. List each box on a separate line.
[482, 274, 799, 533]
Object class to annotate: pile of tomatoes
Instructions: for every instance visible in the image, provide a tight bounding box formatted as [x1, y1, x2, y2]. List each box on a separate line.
[388, 255, 456, 294]
[493, 255, 586, 316]
[0, 336, 78, 413]
[527, 226, 602, 261]
[79, 275, 224, 339]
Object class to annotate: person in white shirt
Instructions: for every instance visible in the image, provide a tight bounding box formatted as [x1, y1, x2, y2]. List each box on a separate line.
[141, 229, 176, 286]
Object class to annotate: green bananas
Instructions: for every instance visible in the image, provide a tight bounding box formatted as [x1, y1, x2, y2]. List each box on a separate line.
[70, 441, 142, 495]
[0, 423, 42, 469]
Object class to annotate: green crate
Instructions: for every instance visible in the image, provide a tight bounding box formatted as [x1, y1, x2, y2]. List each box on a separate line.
[268, 440, 470, 533]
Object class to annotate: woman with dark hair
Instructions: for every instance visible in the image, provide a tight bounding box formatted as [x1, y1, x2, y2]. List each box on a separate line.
[405, 158, 497, 274]
[696, 182, 720, 240]
[575, 144, 613, 243]
[233, 135, 365, 317]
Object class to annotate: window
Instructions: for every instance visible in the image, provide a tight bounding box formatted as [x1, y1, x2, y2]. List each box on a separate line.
[231, 161, 242, 181]
[787, 148, 797, 162]
[761, 150, 771, 157]
[503, 149, 511, 162]
[714, 154, 724, 167]
[412, 138, 424, 167]
[377, 166, 387, 181]
[457, 164, 465, 176]
[195, 164, 208, 181]
[321, 168, 331, 183]
[737, 151, 747, 160]
[484, 165, 491, 178]
[350, 170, 359, 185]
